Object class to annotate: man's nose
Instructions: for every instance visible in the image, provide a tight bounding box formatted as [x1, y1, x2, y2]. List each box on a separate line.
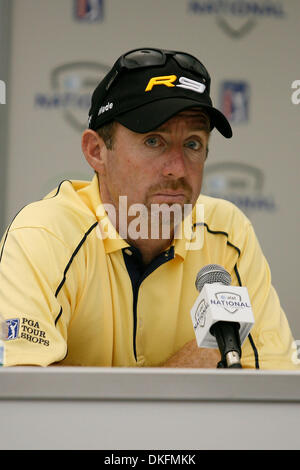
[161, 147, 187, 178]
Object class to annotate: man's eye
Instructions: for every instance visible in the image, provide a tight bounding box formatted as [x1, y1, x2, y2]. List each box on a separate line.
[145, 136, 161, 147]
[185, 140, 202, 151]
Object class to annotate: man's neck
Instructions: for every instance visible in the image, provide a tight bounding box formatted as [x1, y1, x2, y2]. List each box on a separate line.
[126, 236, 172, 265]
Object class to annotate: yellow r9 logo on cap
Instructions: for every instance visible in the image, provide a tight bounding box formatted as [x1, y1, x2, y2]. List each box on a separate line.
[145, 75, 177, 92]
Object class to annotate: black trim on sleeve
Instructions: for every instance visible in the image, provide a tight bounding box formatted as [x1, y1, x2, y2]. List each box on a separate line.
[54, 306, 63, 326]
[0, 179, 98, 330]
[234, 259, 260, 370]
[248, 333, 260, 369]
[194, 222, 260, 369]
[52, 179, 72, 198]
[234, 263, 242, 286]
[54, 221, 98, 324]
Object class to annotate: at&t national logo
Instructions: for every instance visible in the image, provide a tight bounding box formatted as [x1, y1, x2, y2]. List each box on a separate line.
[0, 80, 6, 104]
[34, 62, 110, 132]
[187, 0, 285, 39]
[212, 292, 250, 314]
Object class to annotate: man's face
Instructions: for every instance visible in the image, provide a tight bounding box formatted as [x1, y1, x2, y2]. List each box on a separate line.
[99, 109, 209, 210]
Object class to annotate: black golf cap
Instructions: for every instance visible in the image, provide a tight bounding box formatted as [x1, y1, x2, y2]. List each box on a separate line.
[88, 48, 232, 138]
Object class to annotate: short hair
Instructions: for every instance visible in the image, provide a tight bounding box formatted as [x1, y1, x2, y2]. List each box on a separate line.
[96, 121, 116, 150]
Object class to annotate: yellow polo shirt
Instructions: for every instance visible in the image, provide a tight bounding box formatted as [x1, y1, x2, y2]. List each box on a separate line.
[0, 175, 297, 369]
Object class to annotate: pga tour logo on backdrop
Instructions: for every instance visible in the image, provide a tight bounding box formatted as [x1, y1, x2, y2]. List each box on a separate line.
[74, 0, 104, 22]
[219, 81, 250, 124]
[0, 80, 6, 104]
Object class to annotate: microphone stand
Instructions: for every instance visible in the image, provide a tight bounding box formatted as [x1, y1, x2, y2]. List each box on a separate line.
[210, 321, 243, 369]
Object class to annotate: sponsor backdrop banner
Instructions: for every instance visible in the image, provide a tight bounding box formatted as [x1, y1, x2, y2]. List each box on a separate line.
[0, 0, 11, 235]
[2, 0, 300, 336]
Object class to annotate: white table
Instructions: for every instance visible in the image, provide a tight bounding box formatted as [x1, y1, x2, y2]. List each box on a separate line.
[1, 367, 300, 450]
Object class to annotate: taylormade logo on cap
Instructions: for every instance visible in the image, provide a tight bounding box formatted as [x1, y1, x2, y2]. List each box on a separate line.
[98, 101, 114, 116]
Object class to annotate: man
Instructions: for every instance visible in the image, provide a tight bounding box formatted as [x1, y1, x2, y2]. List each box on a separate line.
[0, 48, 297, 369]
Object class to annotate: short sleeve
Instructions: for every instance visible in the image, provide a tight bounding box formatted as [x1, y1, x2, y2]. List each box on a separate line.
[236, 222, 299, 370]
[0, 227, 71, 366]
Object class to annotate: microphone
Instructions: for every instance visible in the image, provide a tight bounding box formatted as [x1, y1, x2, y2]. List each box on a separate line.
[190, 264, 255, 368]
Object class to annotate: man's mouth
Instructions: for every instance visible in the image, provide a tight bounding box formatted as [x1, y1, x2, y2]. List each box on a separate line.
[151, 191, 187, 202]
[146, 180, 193, 206]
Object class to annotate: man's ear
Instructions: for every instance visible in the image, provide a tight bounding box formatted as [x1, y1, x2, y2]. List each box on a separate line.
[81, 129, 107, 175]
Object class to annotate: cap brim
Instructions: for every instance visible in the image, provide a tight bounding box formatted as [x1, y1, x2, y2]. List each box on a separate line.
[115, 98, 232, 138]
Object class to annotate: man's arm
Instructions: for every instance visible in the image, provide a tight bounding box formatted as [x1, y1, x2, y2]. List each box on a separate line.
[161, 340, 220, 368]
[234, 222, 298, 369]
[0, 227, 70, 366]
[160, 219, 298, 370]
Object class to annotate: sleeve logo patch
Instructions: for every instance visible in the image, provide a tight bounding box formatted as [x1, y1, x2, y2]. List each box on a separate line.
[6, 318, 20, 340]
[5, 318, 50, 347]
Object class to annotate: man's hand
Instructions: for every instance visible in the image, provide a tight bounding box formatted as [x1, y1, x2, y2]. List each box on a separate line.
[161, 339, 220, 368]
